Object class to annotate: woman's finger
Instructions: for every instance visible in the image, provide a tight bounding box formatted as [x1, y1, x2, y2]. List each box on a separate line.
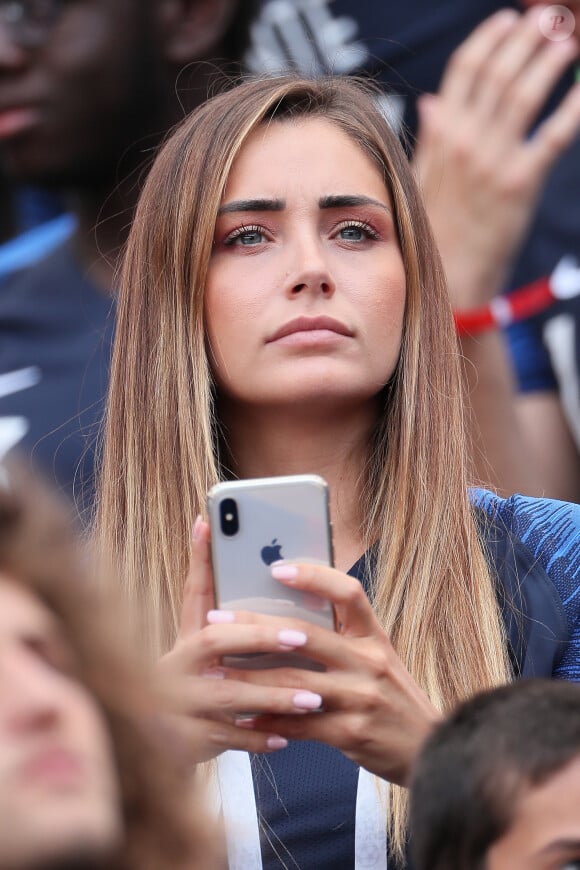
[178, 516, 214, 638]
[192, 676, 323, 718]
[163, 711, 290, 763]
[179, 618, 312, 660]
[201, 611, 391, 673]
[270, 562, 380, 637]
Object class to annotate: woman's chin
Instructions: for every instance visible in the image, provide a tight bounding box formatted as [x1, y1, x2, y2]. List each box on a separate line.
[253, 386, 383, 416]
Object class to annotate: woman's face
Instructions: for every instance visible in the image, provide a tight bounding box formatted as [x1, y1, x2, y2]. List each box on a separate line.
[205, 117, 406, 414]
[0, 576, 122, 868]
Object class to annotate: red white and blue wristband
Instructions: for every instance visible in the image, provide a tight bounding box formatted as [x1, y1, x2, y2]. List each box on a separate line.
[454, 256, 580, 336]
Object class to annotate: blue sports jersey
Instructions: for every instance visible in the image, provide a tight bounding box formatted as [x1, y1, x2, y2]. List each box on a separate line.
[214, 489, 580, 870]
[0, 241, 114, 515]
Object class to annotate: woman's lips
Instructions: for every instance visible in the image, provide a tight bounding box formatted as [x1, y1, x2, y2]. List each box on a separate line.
[0, 108, 39, 141]
[271, 328, 352, 347]
[267, 316, 354, 344]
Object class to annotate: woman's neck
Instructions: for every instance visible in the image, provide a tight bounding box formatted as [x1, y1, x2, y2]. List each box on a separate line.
[219, 402, 377, 573]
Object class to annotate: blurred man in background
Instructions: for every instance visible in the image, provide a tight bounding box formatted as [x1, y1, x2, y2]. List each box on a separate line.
[0, 0, 257, 514]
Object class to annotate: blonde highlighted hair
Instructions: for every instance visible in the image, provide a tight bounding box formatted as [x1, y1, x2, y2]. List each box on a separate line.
[94, 75, 511, 860]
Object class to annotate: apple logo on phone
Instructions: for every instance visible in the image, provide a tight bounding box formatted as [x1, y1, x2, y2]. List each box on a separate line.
[261, 538, 283, 565]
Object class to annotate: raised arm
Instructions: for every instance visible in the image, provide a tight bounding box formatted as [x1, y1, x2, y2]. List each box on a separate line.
[413, 7, 580, 498]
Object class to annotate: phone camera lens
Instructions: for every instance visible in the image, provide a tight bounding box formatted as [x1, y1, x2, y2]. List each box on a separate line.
[219, 498, 239, 536]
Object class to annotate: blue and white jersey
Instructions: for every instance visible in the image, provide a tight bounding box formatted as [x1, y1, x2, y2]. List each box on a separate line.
[214, 490, 580, 869]
[0, 241, 114, 515]
[472, 489, 580, 681]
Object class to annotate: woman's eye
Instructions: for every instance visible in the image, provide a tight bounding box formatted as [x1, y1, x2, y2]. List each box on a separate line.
[336, 221, 378, 242]
[225, 226, 266, 246]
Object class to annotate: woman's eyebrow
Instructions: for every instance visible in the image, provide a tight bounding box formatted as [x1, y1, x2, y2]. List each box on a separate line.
[319, 194, 392, 214]
[217, 194, 392, 216]
[218, 198, 285, 215]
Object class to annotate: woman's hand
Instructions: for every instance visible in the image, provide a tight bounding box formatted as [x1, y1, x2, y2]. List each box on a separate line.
[155, 519, 337, 763]
[413, 6, 580, 308]
[211, 562, 442, 787]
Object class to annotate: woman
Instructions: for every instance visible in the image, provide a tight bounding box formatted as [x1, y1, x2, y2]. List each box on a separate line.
[0, 458, 216, 870]
[95, 76, 580, 868]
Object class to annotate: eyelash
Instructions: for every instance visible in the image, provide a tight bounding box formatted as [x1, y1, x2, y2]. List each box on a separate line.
[334, 219, 380, 241]
[222, 219, 381, 247]
[223, 224, 266, 246]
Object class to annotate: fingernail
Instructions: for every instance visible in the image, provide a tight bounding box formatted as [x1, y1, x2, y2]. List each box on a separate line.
[207, 609, 235, 624]
[192, 515, 202, 541]
[271, 565, 298, 580]
[266, 735, 288, 750]
[202, 668, 226, 679]
[278, 629, 307, 648]
[293, 691, 322, 711]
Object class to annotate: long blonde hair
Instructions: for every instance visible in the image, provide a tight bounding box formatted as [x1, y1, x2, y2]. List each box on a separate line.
[94, 75, 511, 859]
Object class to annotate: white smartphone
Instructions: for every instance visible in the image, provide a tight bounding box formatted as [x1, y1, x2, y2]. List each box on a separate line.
[207, 474, 336, 669]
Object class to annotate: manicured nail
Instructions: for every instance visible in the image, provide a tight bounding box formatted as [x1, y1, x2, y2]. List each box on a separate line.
[278, 629, 307, 648]
[235, 717, 256, 729]
[266, 735, 288, 750]
[192, 515, 202, 541]
[202, 668, 226, 679]
[271, 565, 298, 580]
[293, 691, 322, 711]
[207, 609, 235, 624]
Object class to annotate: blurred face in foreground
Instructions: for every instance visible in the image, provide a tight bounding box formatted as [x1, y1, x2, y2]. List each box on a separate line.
[486, 755, 580, 870]
[205, 117, 406, 417]
[0, 576, 122, 869]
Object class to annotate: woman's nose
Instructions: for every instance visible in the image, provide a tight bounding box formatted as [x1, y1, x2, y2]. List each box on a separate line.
[285, 236, 336, 298]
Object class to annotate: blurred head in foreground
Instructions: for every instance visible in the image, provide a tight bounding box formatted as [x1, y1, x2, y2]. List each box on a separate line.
[410, 678, 580, 870]
[0, 458, 213, 870]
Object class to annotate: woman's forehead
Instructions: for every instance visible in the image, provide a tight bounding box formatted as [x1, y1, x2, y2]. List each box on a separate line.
[221, 117, 392, 209]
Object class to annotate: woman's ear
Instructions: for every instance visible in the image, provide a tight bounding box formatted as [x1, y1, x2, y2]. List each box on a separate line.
[160, 0, 238, 65]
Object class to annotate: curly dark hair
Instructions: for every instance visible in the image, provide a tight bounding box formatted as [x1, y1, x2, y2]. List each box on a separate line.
[0, 458, 216, 870]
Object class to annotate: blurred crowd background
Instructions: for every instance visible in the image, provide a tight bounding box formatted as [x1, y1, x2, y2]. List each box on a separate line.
[1, 0, 579, 515]
[0, 3, 580, 869]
